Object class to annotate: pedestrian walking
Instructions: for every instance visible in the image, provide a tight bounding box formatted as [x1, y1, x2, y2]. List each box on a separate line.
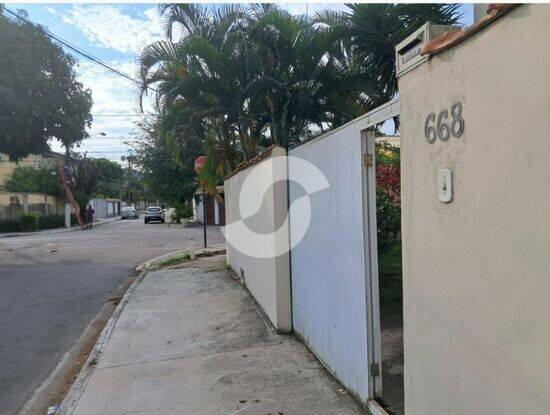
[85, 205, 95, 229]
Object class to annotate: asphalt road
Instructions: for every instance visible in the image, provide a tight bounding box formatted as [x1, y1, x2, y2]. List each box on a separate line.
[0, 219, 224, 415]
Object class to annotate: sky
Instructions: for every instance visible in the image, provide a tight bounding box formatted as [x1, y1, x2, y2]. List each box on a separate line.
[5, 3, 474, 163]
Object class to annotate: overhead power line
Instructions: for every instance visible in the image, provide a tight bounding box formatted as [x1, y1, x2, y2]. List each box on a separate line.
[3, 7, 157, 93]
[82, 148, 131, 153]
[87, 136, 137, 139]
[92, 114, 153, 117]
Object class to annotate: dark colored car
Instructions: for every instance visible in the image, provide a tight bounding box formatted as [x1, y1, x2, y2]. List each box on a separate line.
[144, 206, 165, 224]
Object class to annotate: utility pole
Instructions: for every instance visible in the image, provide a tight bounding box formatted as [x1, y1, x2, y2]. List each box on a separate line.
[56, 160, 85, 230]
[194, 156, 208, 248]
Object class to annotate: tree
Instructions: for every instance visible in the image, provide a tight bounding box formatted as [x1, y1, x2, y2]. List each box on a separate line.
[3, 165, 62, 196]
[0, 8, 93, 160]
[94, 158, 124, 199]
[137, 4, 461, 194]
[138, 4, 380, 192]
[319, 4, 461, 102]
[121, 167, 146, 207]
[68, 155, 100, 220]
[245, 8, 378, 148]
[126, 117, 202, 205]
[138, 4, 258, 174]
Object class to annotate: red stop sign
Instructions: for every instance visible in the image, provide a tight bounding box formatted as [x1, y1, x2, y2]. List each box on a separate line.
[194, 156, 207, 174]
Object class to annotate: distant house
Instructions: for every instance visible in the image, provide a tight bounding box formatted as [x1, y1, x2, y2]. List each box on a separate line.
[0, 152, 65, 220]
[88, 198, 121, 219]
[0, 152, 63, 188]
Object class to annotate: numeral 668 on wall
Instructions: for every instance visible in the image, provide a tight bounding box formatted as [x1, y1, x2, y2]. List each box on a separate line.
[424, 102, 465, 143]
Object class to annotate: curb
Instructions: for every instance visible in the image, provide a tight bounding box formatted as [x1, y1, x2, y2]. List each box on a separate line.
[55, 246, 226, 415]
[136, 243, 226, 271]
[56, 268, 146, 415]
[0, 218, 119, 238]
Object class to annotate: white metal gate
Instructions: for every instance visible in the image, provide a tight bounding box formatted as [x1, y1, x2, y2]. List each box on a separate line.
[288, 99, 399, 404]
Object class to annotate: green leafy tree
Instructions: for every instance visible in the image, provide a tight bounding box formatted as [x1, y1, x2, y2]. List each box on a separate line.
[121, 168, 146, 206]
[68, 154, 100, 220]
[246, 8, 379, 148]
[94, 158, 124, 199]
[138, 4, 380, 193]
[3, 165, 62, 196]
[126, 118, 201, 205]
[0, 8, 93, 160]
[137, 4, 460, 194]
[317, 4, 461, 102]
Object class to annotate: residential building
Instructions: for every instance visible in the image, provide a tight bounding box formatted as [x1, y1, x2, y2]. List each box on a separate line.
[0, 152, 63, 188]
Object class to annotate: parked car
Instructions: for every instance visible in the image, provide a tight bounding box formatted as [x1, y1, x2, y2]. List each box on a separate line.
[121, 207, 139, 219]
[144, 206, 165, 224]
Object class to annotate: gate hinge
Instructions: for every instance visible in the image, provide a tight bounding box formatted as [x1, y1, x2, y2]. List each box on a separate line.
[363, 154, 373, 167]
[370, 363, 380, 377]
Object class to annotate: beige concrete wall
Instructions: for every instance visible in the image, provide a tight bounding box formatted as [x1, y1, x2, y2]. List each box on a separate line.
[224, 146, 291, 332]
[0, 153, 58, 188]
[0, 192, 64, 219]
[398, 5, 550, 414]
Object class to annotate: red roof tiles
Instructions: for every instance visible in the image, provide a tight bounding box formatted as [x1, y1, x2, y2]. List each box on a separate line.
[421, 4, 521, 57]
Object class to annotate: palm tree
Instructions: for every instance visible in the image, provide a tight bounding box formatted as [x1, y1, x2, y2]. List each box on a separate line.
[137, 4, 459, 192]
[316, 4, 461, 102]
[247, 8, 379, 148]
[138, 4, 378, 154]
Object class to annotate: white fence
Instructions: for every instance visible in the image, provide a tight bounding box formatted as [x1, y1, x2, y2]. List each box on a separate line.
[223, 100, 399, 405]
[224, 130, 374, 401]
[224, 146, 292, 333]
[289, 123, 372, 402]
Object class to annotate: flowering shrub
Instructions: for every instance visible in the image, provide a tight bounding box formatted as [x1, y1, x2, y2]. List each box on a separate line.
[376, 142, 401, 255]
[377, 163, 400, 204]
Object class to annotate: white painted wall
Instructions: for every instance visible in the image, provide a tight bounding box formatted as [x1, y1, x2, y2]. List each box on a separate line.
[107, 202, 114, 217]
[192, 197, 198, 222]
[289, 124, 371, 403]
[224, 146, 291, 332]
[196, 196, 205, 224]
[399, 5, 550, 414]
[89, 199, 107, 219]
[214, 199, 220, 225]
[90, 199, 120, 218]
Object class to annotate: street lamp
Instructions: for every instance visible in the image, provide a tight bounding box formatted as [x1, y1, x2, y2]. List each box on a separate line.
[89, 132, 107, 137]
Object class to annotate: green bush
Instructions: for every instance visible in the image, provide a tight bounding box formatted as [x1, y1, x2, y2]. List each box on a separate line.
[376, 189, 401, 256]
[38, 214, 65, 229]
[0, 214, 69, 233]
[171, 203, 194, 223]
[0, 219, 21, 233]
[4, 166, 62, 196]
[19, 212, 39, 231]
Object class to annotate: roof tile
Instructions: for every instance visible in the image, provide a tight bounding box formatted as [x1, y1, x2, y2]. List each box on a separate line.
[421, 4, 520, 57]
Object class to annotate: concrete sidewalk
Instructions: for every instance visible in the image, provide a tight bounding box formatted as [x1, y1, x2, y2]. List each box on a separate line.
[59, 255, 366, 415]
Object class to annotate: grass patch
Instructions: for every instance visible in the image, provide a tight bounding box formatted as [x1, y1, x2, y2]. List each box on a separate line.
[378, 243, 403, 305]
[158, 251, 194, 267]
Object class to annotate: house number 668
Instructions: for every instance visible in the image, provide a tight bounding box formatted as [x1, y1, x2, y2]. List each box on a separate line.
[424, 102, 465, 143]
